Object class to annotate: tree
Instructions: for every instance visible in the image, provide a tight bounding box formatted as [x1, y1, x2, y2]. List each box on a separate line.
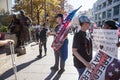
[12, 0, 67, 26]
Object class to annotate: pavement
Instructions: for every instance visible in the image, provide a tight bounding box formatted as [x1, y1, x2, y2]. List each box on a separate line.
[0, 34, 78, 80]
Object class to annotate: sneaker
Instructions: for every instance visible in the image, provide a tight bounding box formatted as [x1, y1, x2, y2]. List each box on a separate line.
[37, 55, 42, 58]
[50, 66, 58, 71]
[58, 69, 65, 74]
[44, 54, 46, 56]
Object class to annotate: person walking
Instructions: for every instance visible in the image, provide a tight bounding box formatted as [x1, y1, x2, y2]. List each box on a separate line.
[72, 16, 92, 79]
[37, 23, 48, 58]
[48, 14, 68, 74]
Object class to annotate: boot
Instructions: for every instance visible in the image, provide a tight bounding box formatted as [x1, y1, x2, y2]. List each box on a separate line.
[44, 49, 47, 56]
[37, 49, 42, 58]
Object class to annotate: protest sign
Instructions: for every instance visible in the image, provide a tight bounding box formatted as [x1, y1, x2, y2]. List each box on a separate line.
[92, 29, 118, 57]
[80, 50, 120, 80]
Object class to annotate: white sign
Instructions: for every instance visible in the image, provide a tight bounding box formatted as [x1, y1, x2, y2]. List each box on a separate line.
[92, 29, 118, 57]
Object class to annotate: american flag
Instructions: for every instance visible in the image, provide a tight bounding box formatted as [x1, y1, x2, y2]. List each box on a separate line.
[52, 6, 81, 51]
[105, 59, 120, 80]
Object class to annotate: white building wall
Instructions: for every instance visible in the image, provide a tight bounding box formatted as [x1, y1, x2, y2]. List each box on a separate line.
[0, 0, 13, 15]
[93, 0, 120, 27]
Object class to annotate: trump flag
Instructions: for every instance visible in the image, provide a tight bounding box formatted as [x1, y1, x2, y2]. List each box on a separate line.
[51, 6, 82, 51]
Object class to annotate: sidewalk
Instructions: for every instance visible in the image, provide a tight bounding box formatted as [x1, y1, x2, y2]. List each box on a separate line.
[0, 34, 78, 80]
[1, 33, 120, 80]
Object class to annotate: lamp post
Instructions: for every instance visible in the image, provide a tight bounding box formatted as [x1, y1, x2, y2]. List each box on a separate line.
[44, 0, 46, 25]
[37, 11, 40, 24]
[46, 14, 49, 28]
[30, 0, 33, 20]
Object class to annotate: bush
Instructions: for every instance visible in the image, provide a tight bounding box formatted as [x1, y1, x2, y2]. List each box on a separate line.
[0, 15, 12, 26]
[0, 25, 8, 32]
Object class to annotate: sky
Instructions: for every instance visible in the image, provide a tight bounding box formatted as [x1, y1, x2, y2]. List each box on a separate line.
[67, 0, 97, 11]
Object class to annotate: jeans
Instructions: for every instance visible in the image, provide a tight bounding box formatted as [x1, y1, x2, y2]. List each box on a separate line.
[54, 50, 65, 70]
[77, 67, 86, 80]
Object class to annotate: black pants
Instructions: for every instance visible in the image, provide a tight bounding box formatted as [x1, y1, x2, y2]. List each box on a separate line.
[53, 50, 65, 70]
[39, 39, 47, 56]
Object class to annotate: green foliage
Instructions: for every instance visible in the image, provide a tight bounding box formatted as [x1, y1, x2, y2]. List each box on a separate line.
[0, 15, 12, 26]
[0, 25, 8, 32]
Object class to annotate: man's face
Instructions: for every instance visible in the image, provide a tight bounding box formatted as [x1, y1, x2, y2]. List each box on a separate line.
[102, 24, 111, 29]
[56, 17, 62, 24]
[83, 22, 90, 29]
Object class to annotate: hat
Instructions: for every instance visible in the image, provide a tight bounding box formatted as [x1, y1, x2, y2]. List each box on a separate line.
[105, 20, 118, 29]
[55, 14, 63, 18]
[79, 16, 90, 23]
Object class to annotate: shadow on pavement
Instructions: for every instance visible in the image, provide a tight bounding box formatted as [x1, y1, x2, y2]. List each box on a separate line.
[0, 57, 40, 80]
[44, 70, 57, 80]
[52, 71, 64, 80]
[45, 70, 64, 80]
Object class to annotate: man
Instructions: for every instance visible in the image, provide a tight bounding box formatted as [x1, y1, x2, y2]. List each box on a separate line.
[37, 23, 48, 58]
[72, 16, 92, 79]
[48, 14, 68, 74]
[103, 20, 118, 29]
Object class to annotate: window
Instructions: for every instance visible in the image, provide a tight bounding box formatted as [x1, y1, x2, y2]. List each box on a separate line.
[98, 13, 102, 19]
[108, 0, 112, 6]
[103, 2, 106, 8]
[95, 14, 97, 20]
[98, 21, 102, 27]
[113, 5, 119, 16]
[114, 0, 119, 3]
[98, 5, 102, 10]
[102, 11, 106, 19]
[107, 9, 112, 18]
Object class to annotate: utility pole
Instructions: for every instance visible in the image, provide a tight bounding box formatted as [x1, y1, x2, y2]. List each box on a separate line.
[30, 0, 33, 20]
[29, 0, 33, 42]
[44, 0, 46, 26]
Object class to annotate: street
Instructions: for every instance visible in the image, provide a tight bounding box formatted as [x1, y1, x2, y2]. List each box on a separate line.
[1, 33, 120, 80]
[0, 34, 78, 80]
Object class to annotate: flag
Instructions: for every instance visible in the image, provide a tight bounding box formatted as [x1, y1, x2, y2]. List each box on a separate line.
[80, 50, 120, 80]
[105, 59, 120, 80]
[51, 6, 82, 51]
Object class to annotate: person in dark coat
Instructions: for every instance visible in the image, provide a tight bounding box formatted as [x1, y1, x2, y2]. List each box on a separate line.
[37, 23, 48, 58]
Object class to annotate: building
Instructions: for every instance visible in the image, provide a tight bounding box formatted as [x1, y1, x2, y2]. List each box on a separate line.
[93, 0, 120, 27]
[0, 0, 13, 15]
